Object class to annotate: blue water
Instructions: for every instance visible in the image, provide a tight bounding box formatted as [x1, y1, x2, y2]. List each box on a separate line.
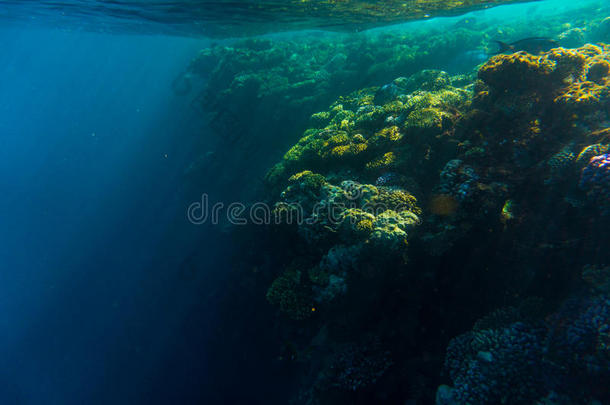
[0, 27, 230, 404]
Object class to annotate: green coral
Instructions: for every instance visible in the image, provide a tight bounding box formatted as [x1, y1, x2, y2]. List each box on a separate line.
[267, 76, 470, 192]
[368, 126, 404, 148]
[266, 269, 313, 320]
[402, 87, 469, 136]
[265, 162, 288, 187]
[274, 171, 328, 223]
[356, 219, 374, 233]
[367, 188, 422, 216]
[274, 176, 421, 253]
[310, 110, 332, 127]
[289, 170, 326, 191]
[370, 210, 420, 249]
[339, 208, 377, 239]
[365, 152, 398, 170]
[354, 105, 388, 131]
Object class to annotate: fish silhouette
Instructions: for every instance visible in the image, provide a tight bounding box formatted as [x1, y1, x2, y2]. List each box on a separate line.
[493, 37, 559, 55]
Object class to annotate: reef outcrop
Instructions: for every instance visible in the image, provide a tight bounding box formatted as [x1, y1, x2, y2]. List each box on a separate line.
[208, 40, 610, 404]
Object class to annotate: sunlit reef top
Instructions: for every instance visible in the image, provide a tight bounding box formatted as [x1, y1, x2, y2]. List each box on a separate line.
[0, 0, 539, 37]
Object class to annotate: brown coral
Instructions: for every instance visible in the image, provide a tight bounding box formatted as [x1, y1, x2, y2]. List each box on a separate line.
[478, 52, 555, 91]
[478, 45, 608, 100]
[476, 44, 610, 126]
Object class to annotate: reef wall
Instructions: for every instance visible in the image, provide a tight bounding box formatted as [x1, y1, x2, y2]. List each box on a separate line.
[211, 43, 610, 404]
[180, 4, 610, 403]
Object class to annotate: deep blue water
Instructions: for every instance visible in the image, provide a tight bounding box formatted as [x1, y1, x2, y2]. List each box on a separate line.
[0, 27, 232, 404]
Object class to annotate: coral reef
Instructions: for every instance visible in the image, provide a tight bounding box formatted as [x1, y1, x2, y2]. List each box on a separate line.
[436, 159, 480, 201]
[580, 153, 610, 215]
[266, 266, 315, 320]
[545, 295, 610, 402]
[439, 295, 610, 404]
[181, 7, 607, 199]
[252, 43, 610, 404]
[477, 44, 610, 118]
[266, 70, 470, 190]
[197, 5, 610, 401]
[266, 172, 421, 316]
[441, 322, 546, 404]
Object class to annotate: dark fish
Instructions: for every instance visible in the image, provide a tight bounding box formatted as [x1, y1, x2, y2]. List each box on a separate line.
[493, 37, 559, 55]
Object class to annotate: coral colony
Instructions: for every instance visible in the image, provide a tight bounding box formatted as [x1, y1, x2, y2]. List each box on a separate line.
[184, 12, 610, 404]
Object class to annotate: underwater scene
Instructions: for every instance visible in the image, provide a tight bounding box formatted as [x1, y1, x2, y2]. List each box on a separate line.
[1, 0, 610, 403]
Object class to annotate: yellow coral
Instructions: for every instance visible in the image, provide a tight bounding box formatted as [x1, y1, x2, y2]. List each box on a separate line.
[382, 100, 406, 115]
[338, 208, 375, 238]
[373, 126, 402, 142]
[405, 107, 444, 131]
[324, 132, 350, 147]
[340, 119, 352, 131]
[368, 188, 421, 216]
[352, 133, 366, 143]
[310, 110, 331, 127]
[576, 144, 609, 165]
[546, 47, 587, 81]
[356, 219, 374, 233]
[366, 152, 397, 169]
[330, 142, 367, 158]
[330, 144, 350, 156]
[289, 170, 313, 181]
[331, 104, 344, 113]
[479, 51, 555, 90]
[555, 80, 604, 106]
[479, 44, 610, 112]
